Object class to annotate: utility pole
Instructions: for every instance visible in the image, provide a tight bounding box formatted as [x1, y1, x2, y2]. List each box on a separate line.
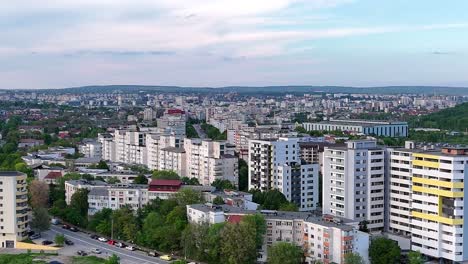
[111, 217, 114, 240]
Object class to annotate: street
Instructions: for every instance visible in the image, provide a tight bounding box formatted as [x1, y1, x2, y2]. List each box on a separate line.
[193, 124, 207, 139]
[46, 225, 170, 264]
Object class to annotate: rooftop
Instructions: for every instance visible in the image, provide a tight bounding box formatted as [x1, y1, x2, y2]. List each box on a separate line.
[0, 171, 26, 177]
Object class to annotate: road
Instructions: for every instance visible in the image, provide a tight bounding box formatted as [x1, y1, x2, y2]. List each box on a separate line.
[193, 124, 207, 139]
[47, 225, 170, 264]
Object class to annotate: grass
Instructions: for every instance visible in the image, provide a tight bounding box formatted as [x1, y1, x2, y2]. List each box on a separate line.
[0, 253, 47, 264]
[72, 256, 107, 264]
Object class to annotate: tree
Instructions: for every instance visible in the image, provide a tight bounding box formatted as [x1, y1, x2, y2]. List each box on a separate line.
[268, 242, 303, 264]
[344, 252, 365, 264]
[279, 202, 298, 212]
[211, 179, 236, 190]
[251, 189, 289, 210]
[181, 177, 200, 185]
[359, 220, 369, 233]
[238, 159, 249, 191]
[28, 180, 49, 209]
[242, 214, 266, 249]
[70, 189, 89, 217]
[106, 176, 121, 184]
[220, 221, 257, 264]
[106, 254, 120, 264]
[133, 174, 148, 184]
[175, 188, 203, 206]
[112, 206, 138, 241]
[152, 170, 180, 180]
[54, 234, 65, 247]
[96, 160, 109, 170]
[30, 207, 50, 233]
[369, 237, 401, 264]
[408, 251, 424, 264]
[213, 196, 224, 205]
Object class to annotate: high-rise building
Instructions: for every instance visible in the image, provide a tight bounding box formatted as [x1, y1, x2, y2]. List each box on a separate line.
[248, 138, 319, 211]
[0, 171, 29, 248]
[387, 143, 468, 262]
[322, 140, 386, 232]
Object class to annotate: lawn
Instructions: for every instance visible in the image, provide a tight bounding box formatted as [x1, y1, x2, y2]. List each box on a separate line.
[0, 253, 48, 264]
[72, 256, 107, 264]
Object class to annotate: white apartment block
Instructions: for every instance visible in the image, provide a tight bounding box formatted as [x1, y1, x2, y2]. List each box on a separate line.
[186, 204, 369, 264]
[79, 140, 102, 159]
[387, 144, 468, 262]
[0, 172, 29, 248]
[184, 138, 238, 186]
[248, 138, 319, 211]
[323, 140, 385, 232]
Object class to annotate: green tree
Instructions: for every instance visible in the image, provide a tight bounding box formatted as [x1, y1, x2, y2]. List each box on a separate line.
[242, 214, 266, 249]
[96, 160, 109, 170]
[344, 252, 365, 264]
[211, 179, 236, 190]
[106, 254, 120, 264]
[70, 189, 89, 217]
[408, 251, 424, 264]
[30, 207, 50, 234]
[106, 176, 121, 184]
[133, 174, 148, 184]
[238, 159, 249, 191]
[369, 237, 401, 264]
[54, 234, 65, 247]
[251, 189, 289, 210]
[267, 242, 303, 264]
[175, 188, 203, 206]
[359, 220, 369, 233]
[181, 177, 200, 185]
[213, 196, 224, 205]
[220, 221, 257, 264]
[278, 202, 298, 212]
[152, 170, 181, 180]
[112, 206, 138, 241]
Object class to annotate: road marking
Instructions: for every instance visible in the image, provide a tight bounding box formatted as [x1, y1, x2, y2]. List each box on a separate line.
[49, 228, 164, 264]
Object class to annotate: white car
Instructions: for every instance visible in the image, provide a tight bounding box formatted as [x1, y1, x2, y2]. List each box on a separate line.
[91, 248, 102, 254]
[98, 237, 108, 242]
[125, 245, 136, 251]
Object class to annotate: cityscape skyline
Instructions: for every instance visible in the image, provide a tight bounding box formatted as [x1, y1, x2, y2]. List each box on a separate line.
[2, 0, 468, 89]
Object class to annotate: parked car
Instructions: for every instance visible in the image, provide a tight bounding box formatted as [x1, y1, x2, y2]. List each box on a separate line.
[115, 242, 126, 248]
[147, 251, 159, 257]
[65, 239, 74, 246]
[77, 250, 87, 256]
[98, 237, 108, 242]
[29, 233, 41, 240]
[160, 255, 172, 261]
[90, 234, 99, 239]
[125, 245, 136, 251]
[51, 218, 61, 225]
[107, 240, 116, 245]
[42, 240, 53, 245]
[69, 227, 79, 232]
[62, 224, 70, 229]
[91, 248, 102, 254]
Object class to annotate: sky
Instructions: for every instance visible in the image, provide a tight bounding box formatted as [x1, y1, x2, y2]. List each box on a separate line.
[2, 0, 468, 89]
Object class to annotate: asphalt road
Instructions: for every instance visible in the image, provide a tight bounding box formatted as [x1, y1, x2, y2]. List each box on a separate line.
[48, 225, 170, 264]
[193, 124, 207, 139]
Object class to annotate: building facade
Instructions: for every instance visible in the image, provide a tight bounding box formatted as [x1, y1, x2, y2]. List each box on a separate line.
[303, 120, 408, 137]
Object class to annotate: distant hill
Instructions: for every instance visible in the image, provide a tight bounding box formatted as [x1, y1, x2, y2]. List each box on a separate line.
[409, 102, 468, 131]
[10, 85, 468, 95]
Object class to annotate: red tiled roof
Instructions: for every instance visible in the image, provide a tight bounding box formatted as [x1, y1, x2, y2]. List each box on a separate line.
[44, 171, 63, 179]
[227, 215, 243, 224]
[149, 179, 182, 186]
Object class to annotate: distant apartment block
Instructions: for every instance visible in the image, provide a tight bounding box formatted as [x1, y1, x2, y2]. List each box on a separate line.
[322, 140, 386, 232]
[0, 172, 29, 248]
[302, 120, 408, 137]
[79, 139, 102, 159]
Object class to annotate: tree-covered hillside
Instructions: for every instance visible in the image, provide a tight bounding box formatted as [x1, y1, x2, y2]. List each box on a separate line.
[409, 102, 468, 132]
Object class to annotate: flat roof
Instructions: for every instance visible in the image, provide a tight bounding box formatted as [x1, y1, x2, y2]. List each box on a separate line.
[306, 120, 408, 127]
[0, 171, 26, 177]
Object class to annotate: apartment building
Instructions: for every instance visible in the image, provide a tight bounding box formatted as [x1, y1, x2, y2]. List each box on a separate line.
[303, 120, 408, 137]
[322, 140, 386, 232]
[0, 172, 29, 248]
[184, 138, 238, 186]
[248, 138, 319, 211]
[79, 139, 102, 159]
[387, 144, 468, 262]
[186, 204, 370, 264]
[146, 133, 184, 170]
[156, 109, 186, 136]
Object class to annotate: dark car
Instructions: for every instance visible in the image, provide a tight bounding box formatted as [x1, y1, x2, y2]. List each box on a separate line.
[65, 239, 74, 245]
[62, 224, 70, 229]
[148, 251, 159, 257]
[69, 227, 79, 232]
[42, 240, 53, 245]
[77, 250, 87, 256]
[90, 234, 99, 239]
